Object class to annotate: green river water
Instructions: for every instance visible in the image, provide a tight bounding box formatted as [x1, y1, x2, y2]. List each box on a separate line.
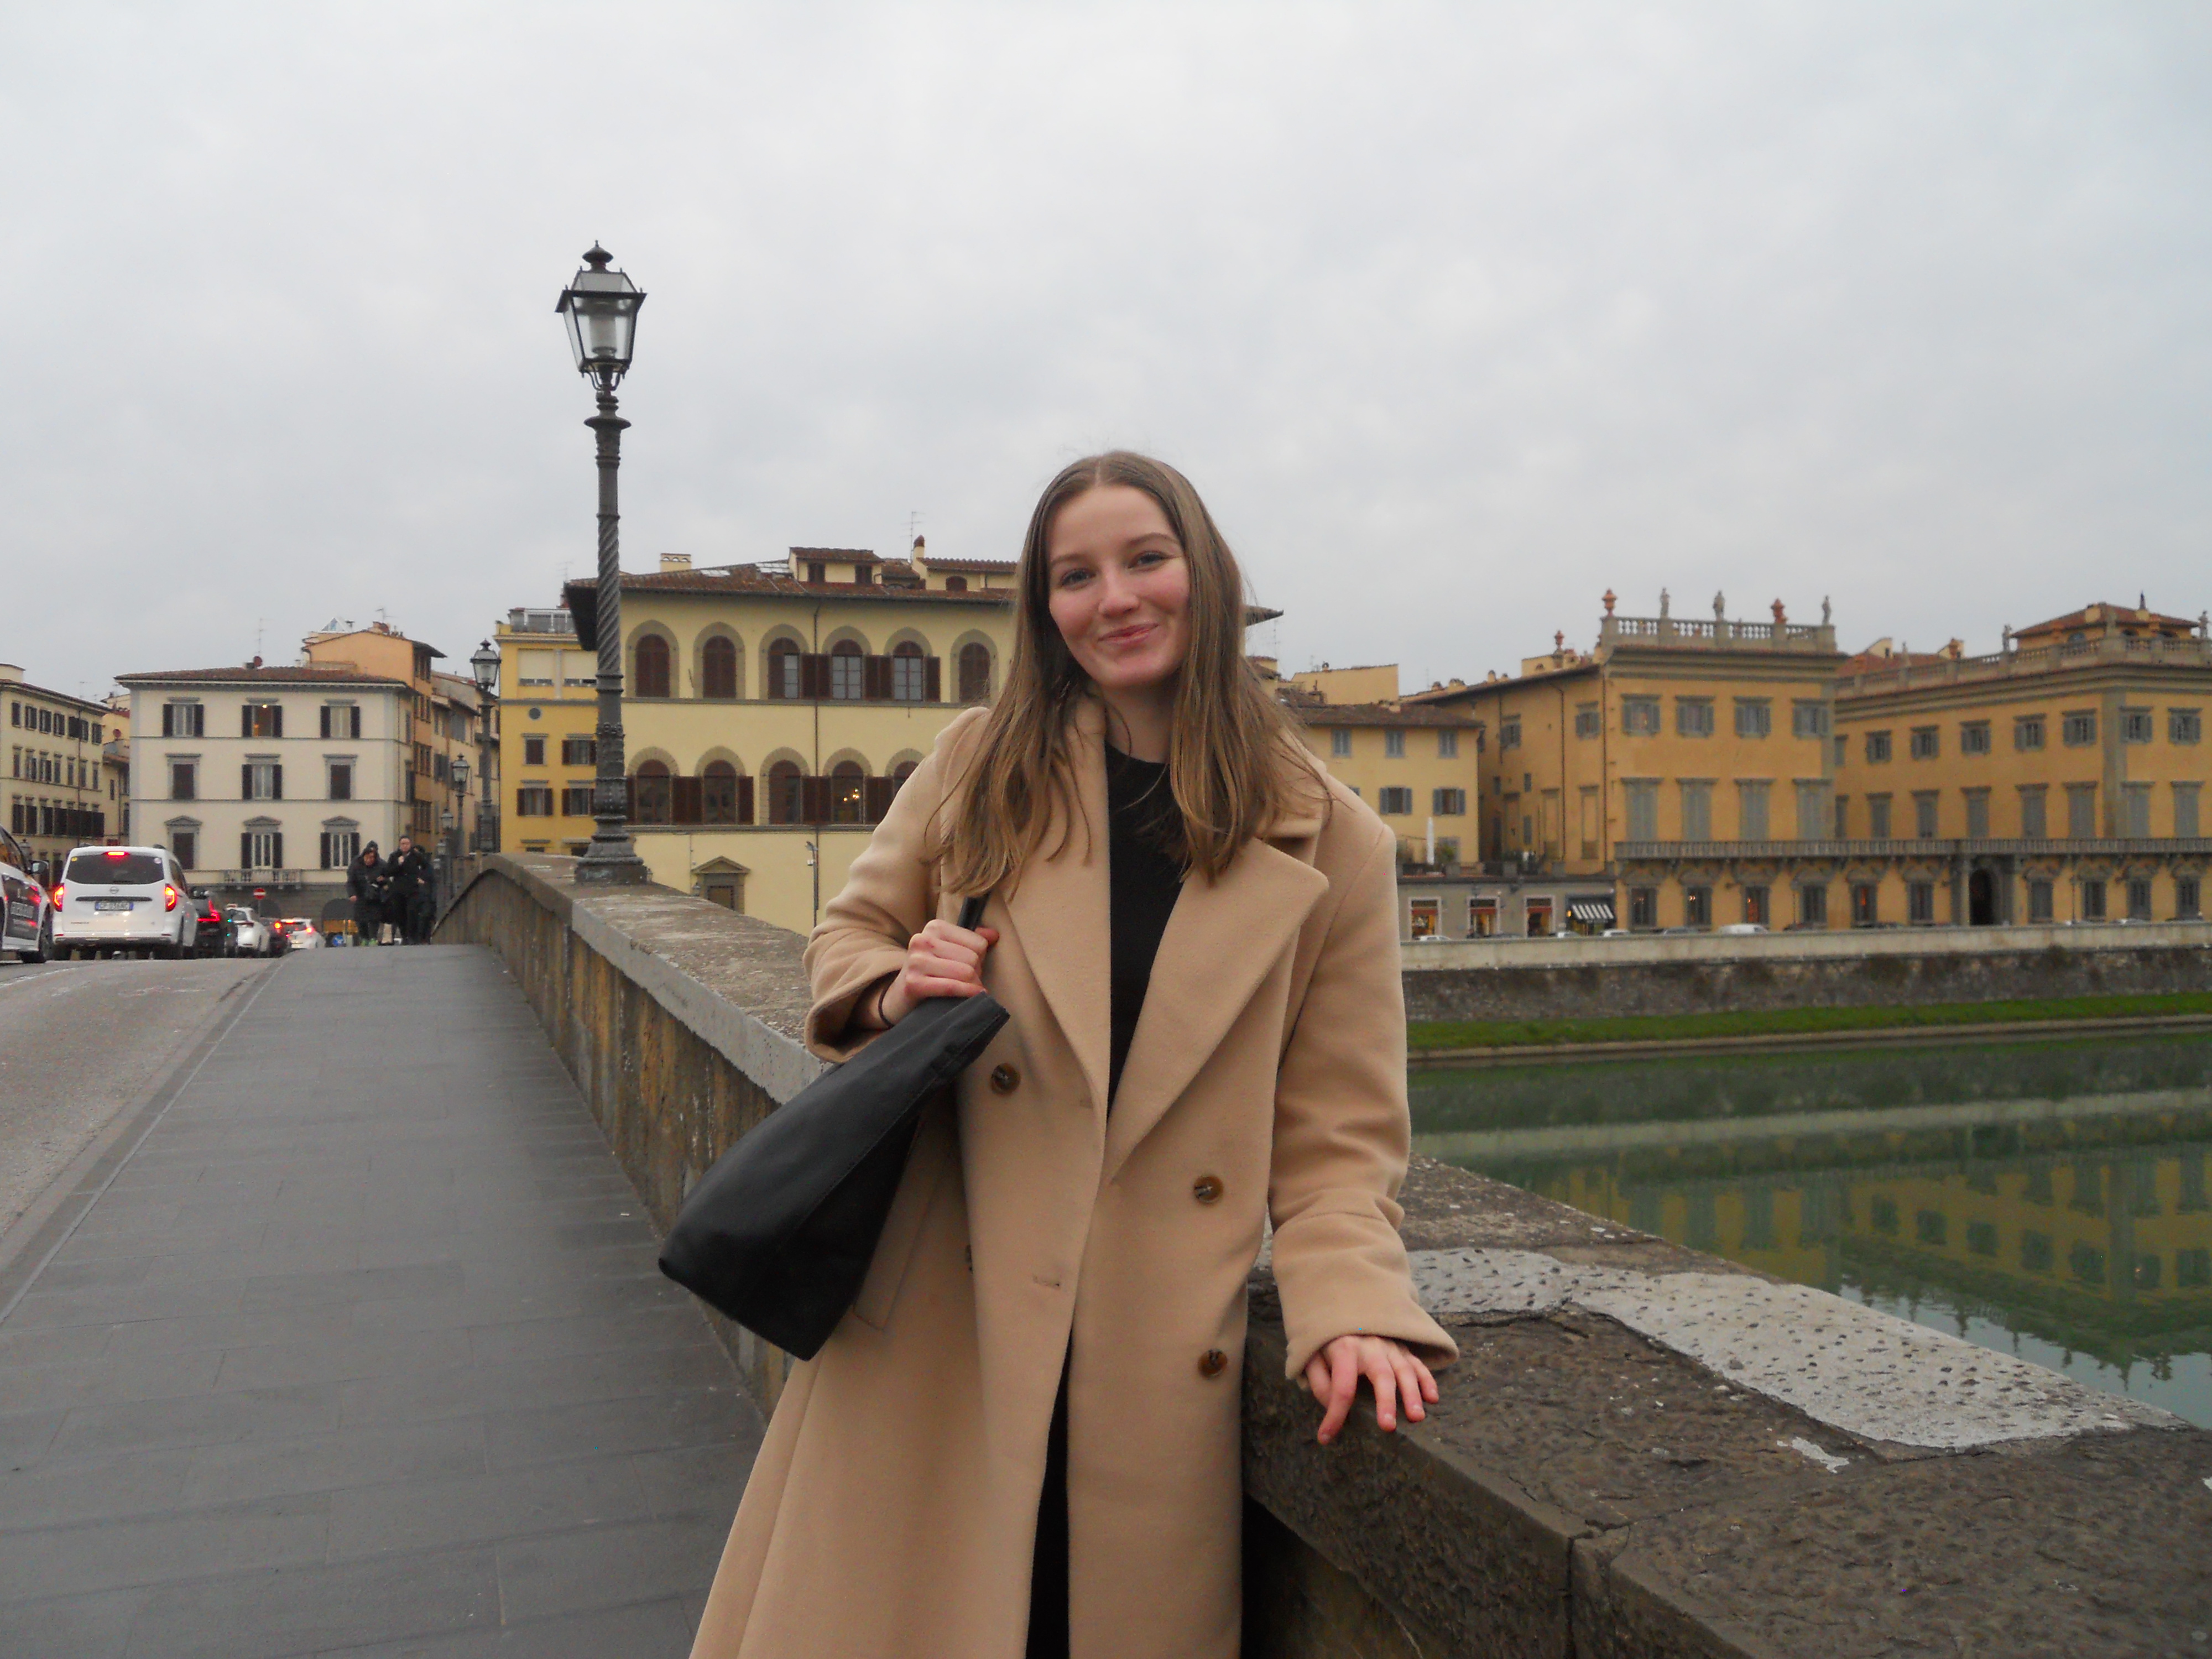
[1410, 1034, 2212, 1428]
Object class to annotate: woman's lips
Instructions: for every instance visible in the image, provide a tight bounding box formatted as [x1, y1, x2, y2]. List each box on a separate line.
[1099, 622, 1157, 648]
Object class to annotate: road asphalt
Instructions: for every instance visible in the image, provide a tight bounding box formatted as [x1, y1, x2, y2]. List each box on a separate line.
[0, 945, 761, 1658]
[0, 958, 268, 1236]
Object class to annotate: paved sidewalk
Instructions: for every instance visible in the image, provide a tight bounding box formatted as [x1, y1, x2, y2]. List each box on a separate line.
[0, 946, 760, 1658]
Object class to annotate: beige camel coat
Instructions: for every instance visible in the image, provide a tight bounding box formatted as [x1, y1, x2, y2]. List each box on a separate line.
[690, 702, 1454, 1659]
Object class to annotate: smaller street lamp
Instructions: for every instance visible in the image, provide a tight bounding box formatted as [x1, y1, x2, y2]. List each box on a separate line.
[468, 638, 501, 856]
[556, 246, 649, 884]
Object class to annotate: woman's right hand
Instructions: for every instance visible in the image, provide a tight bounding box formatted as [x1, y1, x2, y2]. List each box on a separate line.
[875, 917, 999, 1027]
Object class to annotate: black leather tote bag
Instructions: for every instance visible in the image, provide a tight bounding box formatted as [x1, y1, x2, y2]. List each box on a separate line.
[658, 898, 1006, 1359]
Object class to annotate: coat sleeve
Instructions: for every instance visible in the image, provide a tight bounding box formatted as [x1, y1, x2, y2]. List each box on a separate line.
[800, 708, 987, 1063]
[1266, 818, 1457, 1379]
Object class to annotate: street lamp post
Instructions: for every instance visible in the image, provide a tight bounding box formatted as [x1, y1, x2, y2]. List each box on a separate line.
[469, 639, 500, 855]
[556, 244, 650, 885]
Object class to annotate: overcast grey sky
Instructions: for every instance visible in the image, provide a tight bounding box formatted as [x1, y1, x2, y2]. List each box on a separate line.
[9, 3, 2209, 700]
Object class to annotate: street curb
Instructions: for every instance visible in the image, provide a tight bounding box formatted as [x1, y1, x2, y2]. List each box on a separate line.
[1407, 1009, 2212, 1067]
[0, 959, 279, 1326]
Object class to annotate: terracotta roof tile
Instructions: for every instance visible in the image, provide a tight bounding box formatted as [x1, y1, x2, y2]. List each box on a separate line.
[117, 665, 413, 687]
[1289, 700, 1482, 728]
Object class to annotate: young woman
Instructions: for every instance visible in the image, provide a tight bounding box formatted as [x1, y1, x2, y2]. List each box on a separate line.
[691, 453, 1454, 1659]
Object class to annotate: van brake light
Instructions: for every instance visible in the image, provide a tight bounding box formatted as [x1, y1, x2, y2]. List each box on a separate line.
[51, 884, 64, 909]
[163, 884, 179, 912]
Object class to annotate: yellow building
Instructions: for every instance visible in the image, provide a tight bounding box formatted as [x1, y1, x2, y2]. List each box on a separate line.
[562, 542, 1018, 934]
[494, 604, 601, 857]
[3, 665, 127, 872]
[1830, 601, 2212, 926]
[1411, 592, 1844, 931]
[1261, 661, 1484, 937]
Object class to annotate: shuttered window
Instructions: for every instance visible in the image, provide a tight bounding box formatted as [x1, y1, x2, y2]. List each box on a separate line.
[632, 635, 672, 698]
[958, 644, 993, 703]
[891, 644, 927, 701]
[767, 642, 802, 700]
[630, 762, 673, 823]
[1624, 780, 1658, 841]
[701, 637, 738, 700]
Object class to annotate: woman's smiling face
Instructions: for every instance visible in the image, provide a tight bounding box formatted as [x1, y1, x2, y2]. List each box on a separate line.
[1044, 484, 1192, 698]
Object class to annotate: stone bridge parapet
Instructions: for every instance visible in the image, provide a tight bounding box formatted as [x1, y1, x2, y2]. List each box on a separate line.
[439, 853, 2212, 1656]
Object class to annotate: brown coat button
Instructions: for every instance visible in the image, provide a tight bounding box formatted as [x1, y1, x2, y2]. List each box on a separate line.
[989, 1063, 1020, 1094]
[1192, 1175, 1224, 1204]
[1198, 1349, 1228, 1379]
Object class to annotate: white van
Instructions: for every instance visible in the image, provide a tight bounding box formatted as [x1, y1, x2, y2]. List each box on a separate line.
[0, 825, 54, 963]
[53, 846, 202, 959]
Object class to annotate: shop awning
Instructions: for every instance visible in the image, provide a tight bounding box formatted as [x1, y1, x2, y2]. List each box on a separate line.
[1568, 898, 1615, 924]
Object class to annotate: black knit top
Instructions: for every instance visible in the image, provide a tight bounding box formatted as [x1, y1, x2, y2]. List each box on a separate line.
[1104, 746, 1185, 1107]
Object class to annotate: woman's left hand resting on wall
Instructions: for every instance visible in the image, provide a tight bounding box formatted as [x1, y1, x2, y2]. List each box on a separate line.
[1305, 1334, 1439, 1445]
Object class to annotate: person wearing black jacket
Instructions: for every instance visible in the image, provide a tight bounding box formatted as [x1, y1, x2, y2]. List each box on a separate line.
[385, 836, 430, 945]
[346, 843, 390, 946]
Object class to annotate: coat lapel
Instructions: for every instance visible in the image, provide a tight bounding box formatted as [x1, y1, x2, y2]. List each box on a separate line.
[1000, 700, 1113, 1119]
[1101, 831, 1330, 1187]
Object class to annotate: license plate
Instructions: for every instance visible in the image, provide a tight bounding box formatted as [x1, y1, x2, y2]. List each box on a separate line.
[95, 899, 132, 912]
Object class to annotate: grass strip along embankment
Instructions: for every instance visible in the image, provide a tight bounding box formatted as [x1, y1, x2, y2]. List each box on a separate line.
[1408, 990, 2212, 1052]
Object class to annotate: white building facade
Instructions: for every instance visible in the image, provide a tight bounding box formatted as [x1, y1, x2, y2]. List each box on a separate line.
[117, 665, 416, 919]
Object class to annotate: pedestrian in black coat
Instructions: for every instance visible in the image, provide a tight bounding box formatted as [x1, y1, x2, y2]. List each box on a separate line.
[386, 836, 431, 945]
[347, 844, 390, 945]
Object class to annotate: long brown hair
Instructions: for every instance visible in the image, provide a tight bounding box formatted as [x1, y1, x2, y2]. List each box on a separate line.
[936, 451, 1319, 893]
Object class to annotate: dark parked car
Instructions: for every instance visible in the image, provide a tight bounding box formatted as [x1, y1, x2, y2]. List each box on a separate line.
[193, 891, 225, 956]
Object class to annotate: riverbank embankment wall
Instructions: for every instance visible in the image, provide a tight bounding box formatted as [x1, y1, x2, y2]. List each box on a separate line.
[1401, 920, 2212, 1022]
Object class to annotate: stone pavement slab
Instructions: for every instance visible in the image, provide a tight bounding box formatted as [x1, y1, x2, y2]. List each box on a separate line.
[0, 946, 760, 1658]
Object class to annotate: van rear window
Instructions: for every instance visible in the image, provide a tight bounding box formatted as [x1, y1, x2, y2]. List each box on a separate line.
[66, 852, 165, 885]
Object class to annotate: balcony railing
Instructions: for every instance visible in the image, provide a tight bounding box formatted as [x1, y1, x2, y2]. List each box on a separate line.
[212, 868, 312, 888]
[1836, 632, 2212, 697]
[1616, 837, 2212, 862]
[1598, 614, 1838, 654]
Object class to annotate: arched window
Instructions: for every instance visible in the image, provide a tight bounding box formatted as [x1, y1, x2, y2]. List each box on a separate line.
[766, 638, 802, 700]
[703, 760, 739, 824]
[767, 760, 805, 825]
[891, 640, 926, 702]
[632, 759, 672, 824]
[888, 758, 920, 805]
[958, 642, 993, 704]
[944, 575, 968, 593]
[831, 761, 865, 825]
[830, 639, 864, 701]
[701, 637, 737, 700]
[634, 634, 671, 698]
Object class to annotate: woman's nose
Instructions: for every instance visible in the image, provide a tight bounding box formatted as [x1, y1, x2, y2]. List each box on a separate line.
[1096, 574, 1140, 614]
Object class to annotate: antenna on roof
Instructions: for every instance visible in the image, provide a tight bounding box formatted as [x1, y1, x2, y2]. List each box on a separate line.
[255, 618, 265, 660]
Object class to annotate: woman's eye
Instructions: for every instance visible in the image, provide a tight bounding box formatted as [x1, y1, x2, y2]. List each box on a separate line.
[1056, 567, 1092, 588]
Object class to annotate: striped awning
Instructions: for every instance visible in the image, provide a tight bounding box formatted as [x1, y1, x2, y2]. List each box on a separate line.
[1567, 898, 1615, 923]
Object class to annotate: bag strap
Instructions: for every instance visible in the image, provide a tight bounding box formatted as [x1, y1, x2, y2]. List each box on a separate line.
[954, 895, 988, 931]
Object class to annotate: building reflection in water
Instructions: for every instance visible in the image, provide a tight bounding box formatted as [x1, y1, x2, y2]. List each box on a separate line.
[1410, 1037, 2212, 1427]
